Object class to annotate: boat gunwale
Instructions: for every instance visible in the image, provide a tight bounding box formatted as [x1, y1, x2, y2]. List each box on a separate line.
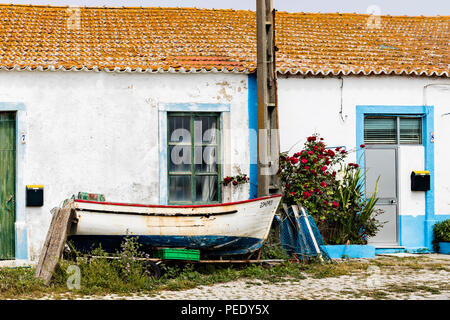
[73, 194, 282, 209]
[75, 208, 239, 217]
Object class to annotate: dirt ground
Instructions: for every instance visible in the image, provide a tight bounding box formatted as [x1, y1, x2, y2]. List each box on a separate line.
[61, 253, 449, 300]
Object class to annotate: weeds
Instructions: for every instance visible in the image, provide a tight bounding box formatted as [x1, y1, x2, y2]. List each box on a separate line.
[260, 226, 290, 260]
[0, 267, 47, 298]
[54, 236, 157, 295]
[0, 236, 448, 299]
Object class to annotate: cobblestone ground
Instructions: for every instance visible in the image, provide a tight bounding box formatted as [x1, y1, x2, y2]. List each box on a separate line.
[70, 253, 450, 300]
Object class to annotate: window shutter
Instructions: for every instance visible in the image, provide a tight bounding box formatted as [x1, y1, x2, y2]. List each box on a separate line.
[364, 117, 397, 144]
[399, 117, 422, 144]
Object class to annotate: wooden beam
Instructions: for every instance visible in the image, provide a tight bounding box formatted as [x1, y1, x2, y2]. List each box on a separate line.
[256, 0, 280, 197]
[35, 206, 76, 285]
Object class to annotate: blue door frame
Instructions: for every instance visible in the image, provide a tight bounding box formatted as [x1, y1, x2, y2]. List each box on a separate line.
[356, 105, 436, 251]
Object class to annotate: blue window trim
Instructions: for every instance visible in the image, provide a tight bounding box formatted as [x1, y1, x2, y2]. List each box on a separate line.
[159, 103, 230, 113]
[158, 103, 230, 205]
[248, 74, 258, 199]
[356, 105, 435, 249]
[0, 102, 28, 260]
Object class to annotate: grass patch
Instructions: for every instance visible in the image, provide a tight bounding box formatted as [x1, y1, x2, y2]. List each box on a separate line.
[384, 283, 445, 295]
[0, 256, 313, 298]
[355, 289, 389, 300]
[374, 256, 427, 268]
[1, 237, 448, 299]
[0, 267, 48, 299]
[302, 259, 369, 279]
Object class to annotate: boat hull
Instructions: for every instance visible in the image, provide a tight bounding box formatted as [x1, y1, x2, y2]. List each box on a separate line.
[67, 195, 282, 256]
[67, 235, 263, 256]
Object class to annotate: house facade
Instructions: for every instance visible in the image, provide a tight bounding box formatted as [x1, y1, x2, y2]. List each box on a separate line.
[275, 13, 449, 252]
[0, 5, 448, 262]
[278, 76, 449, 252]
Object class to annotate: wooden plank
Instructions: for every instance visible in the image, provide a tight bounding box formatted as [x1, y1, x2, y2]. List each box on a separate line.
[256, 0, 269, 197]
[35, 206, 75, 285]
[256, 0, 280, 197]
[34, 207, 60, 279]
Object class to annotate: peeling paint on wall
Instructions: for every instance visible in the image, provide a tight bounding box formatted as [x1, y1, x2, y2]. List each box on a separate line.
[0, 72, 250, 261]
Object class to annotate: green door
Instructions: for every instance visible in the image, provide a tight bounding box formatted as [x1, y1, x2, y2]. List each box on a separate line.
[0, 112, 15, 259]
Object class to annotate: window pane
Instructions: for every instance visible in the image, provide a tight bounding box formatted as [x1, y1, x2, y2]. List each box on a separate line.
[169, 116, 191, 143]
[195, 175, 218, 202]
[194, 146, 217, 173]
[364, 117, 397, 144]
[169, 175, 191, 202]
[167, 113, 220, 204]
[169, 145, 191, 172]
[194, 116, 218, 145]
[400, 118, 421, 144]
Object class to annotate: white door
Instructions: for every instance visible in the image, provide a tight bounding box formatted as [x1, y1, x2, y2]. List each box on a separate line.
[365, 147, 399, 245]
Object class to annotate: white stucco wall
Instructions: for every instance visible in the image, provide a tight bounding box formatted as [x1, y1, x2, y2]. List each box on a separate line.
[398, 146, 425, 217]
[0, 71, 250, 261]
[278, 76, 450, 218]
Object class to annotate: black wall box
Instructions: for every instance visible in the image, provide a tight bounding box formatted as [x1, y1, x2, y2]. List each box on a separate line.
[26, 185, 44, 206]
[411, 171, 430, 191]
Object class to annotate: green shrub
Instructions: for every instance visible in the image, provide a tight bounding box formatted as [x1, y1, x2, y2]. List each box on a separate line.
[323, 163, 384, 244]
[432, 219, 450, 251]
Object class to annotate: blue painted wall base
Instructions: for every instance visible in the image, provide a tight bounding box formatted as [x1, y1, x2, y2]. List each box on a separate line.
[374, 247, 433, 255]
[399, 214, 450, 252]
[438, 242, 450, 255]
[321, 245, 375, 259]
[375, 248, 406, 255]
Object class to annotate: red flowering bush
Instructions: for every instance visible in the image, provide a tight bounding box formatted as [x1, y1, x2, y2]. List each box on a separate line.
[223, 174, 249, 186]
[278, 134, 382, 245]
[278, 135, 346, 216]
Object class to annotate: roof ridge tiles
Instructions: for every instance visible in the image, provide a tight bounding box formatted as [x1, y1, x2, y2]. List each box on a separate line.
[0, 4, 447, 77]
[275, 10, 449, 18]
[0, 4, 447, 18]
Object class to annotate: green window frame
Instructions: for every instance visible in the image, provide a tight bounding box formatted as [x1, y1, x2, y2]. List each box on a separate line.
[167, 112, 222, 204]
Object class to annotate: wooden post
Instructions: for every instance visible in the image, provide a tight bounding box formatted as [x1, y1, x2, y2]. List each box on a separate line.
[256, 0, 280, 197]
[35, 206, 76, 285]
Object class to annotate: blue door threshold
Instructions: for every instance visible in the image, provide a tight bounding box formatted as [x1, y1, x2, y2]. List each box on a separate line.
[375, 246, 406, 255]
[375, 246, 433, 254]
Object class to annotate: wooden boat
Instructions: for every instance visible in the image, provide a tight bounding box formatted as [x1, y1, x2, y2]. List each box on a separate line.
[65, 194, 282, 256]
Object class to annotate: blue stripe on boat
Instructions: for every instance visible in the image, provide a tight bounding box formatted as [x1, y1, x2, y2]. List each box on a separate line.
[67, 235, 263, 256]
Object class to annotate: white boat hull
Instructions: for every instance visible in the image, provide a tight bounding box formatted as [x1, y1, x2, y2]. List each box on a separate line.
[67, 195, 282, 256]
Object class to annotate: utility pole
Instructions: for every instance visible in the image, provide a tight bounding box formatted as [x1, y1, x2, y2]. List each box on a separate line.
[256, 0, 280, 197]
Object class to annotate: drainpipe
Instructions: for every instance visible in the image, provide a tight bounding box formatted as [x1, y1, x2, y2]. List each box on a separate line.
[422, 83, 450, 107]
[338, 77, 347, 122]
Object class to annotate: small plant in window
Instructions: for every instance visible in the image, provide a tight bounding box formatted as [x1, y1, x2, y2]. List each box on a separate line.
[223, 174, 249, 186]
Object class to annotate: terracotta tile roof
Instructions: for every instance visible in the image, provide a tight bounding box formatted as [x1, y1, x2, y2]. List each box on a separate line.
[276, 12, 449, 76]
[0, 4, 448, 76]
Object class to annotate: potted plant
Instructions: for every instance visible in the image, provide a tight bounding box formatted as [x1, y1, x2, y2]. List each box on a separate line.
[432, 219, 450, 254]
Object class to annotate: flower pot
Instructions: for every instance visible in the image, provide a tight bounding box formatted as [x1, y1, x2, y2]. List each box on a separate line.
[438, 242, 450, 255]
[320, 244, 375, 259]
